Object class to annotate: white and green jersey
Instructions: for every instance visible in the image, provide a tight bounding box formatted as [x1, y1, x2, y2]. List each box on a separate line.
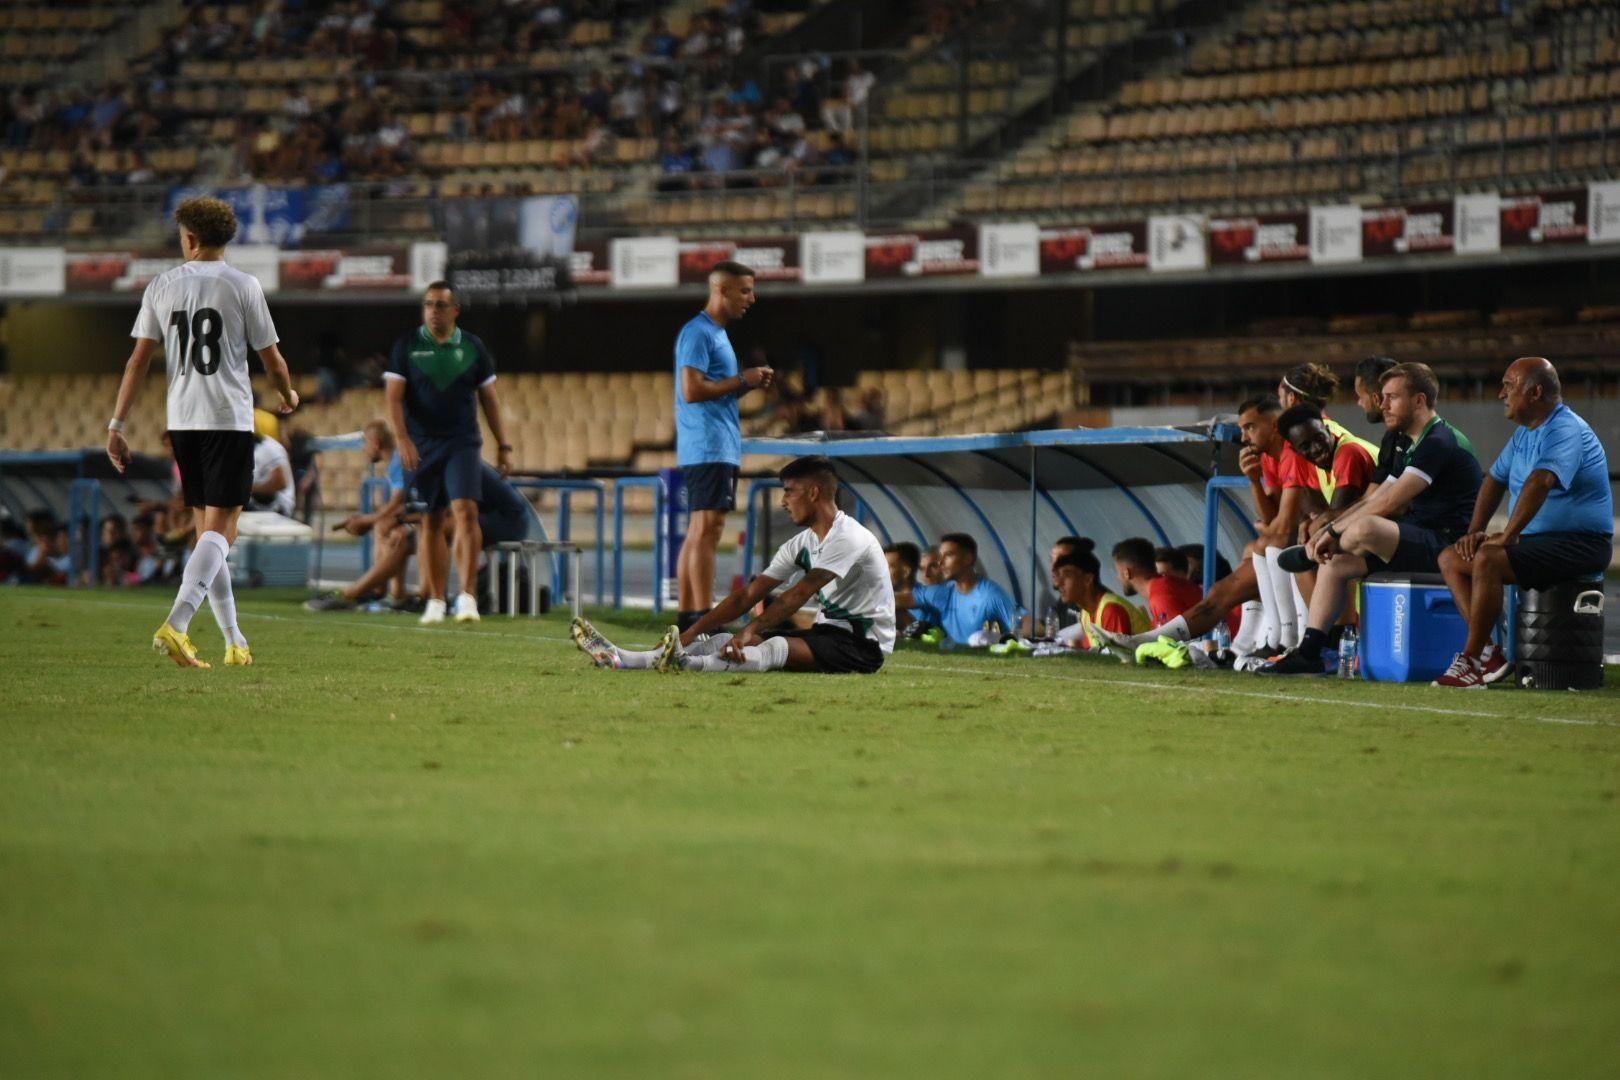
[763, 511, 896, 652]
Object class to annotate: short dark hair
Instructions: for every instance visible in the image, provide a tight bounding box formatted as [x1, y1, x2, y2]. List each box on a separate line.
[1154, 545, 1189, 575]
[173, 196, 238, 248]
[939, 532, 977, 558]
[884, 542, 920, 574]
[1354, 355, 1398, 386]
[1111, 537, 1155, 571]
[424, 280, 457, 300]
[1051, 535, 1092, 555]
[1276, 402, 1325, 436]
[1053, 549, 1100, 577]
[1382, 362, 1440, 409]
[1238, 394, 1282, 416]
[778, 455, 839, 493]
[709, 259, 755, 279]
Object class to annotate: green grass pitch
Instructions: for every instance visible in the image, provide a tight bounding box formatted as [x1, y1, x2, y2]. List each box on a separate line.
[3, 586, 1618, 1078]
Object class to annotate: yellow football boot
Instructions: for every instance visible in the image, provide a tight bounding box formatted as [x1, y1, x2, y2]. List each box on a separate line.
[224, 644, 254, 666]
[152, 623, 210, 668]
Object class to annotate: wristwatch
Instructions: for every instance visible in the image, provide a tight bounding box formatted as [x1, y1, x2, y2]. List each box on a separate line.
[1325, 524, 1341, 539]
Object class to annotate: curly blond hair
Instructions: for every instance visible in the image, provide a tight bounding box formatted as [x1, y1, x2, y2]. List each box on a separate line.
[173, 196, 238, 249]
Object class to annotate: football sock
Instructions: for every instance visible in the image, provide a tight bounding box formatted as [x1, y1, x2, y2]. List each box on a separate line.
[166, 531, 229, 635]
[1297, 626, 1330, 659]
[684, 633, 729, 657]
[1264, 547, 1299, 648]
[205, 549, 247, 648]
[1288, 574, 1310, 648]
[676, 609, 710, 633]
[615, 647, 662, 670]
[1250, 553, 1280, 649]
[1153, 614, 1191, 643]
[683, 635, 789, 673]
[1231, 601, 1265, 655]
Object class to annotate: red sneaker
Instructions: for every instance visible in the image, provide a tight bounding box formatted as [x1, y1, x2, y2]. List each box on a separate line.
[1479, 644, 1513, 685]
[1432, 652, 1487, 689]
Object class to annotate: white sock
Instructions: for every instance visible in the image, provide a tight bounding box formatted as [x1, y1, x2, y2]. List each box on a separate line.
[615, 647, 662, 670]
[206, 553, 247, 648]
[166, 531, 229, 634]
[684, 634, 789, 673]
[1232, 601, 1265, 655]
[1251, 553, 1280, 649]
[1154, 615, 1190, 642]
[1265, 546, 1300, 648]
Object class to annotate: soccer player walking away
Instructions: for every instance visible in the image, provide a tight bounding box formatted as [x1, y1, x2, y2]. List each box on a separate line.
[384, 281, 512, 625]
[106, 196, 299, 668]
[572, 456, 895, 674]
[673, 260, 773, 634]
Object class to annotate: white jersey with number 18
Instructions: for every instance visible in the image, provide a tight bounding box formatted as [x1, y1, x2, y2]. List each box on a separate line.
[131, 260, 280, 432]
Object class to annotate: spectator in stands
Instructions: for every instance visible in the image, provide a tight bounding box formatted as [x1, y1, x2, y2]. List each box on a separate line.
[1113, 537, 1205, 631]
[101, 540, 142, 588]
[1433, 357, 1613, 688]
[674, 261, 769, 632]
[1260, 363, 1483, 676]
[1154, 545, 1189, 580]
[894, 533, 1025, 646]
[658, 134, 699, 191]
[845, 387, 886, 431]
[99, 514, 129, 556]
[1052, 542, 1150, 651]
[129, 513, 168, 584]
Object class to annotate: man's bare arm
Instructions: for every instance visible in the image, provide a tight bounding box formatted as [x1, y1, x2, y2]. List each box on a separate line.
[683, 574, 781, 644]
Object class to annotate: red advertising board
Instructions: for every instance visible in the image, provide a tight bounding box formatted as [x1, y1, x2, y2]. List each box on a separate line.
[1208, 214, 1309, 265]
[1500, 189, 1588, 245]
[1037, 222, 1148, 273]
[863, 230, 978, 278]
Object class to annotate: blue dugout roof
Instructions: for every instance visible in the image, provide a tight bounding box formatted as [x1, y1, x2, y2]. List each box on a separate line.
[742, 427, 1256, 610]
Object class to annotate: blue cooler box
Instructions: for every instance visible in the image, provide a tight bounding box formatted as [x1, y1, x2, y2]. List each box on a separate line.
[1359, 573, 1468, 683]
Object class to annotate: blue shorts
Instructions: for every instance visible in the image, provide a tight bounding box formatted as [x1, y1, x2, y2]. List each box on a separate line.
[410, 437, 482, 512]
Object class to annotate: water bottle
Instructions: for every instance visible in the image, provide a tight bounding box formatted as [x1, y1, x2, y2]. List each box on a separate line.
[1213, 619, 1232, 655]
[1043, 608, 1060, 640]
[1338, 626, 1358, 679]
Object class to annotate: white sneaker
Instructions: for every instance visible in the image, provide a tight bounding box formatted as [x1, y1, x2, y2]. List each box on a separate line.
[420, 598, 447, 625]
[453, 593, 480, 623]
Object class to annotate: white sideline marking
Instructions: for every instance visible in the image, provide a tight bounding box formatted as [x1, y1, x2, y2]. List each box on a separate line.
[17, 593, 1615, 728]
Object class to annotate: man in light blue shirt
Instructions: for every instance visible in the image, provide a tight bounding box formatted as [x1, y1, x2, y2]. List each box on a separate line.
[893, 532, 1026, 646]
[674, 260, 773, 632]
[1435, 357, 1613, 688]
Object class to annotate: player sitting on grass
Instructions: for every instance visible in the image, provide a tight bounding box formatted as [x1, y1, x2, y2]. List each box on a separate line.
[572, 456, 895, 674]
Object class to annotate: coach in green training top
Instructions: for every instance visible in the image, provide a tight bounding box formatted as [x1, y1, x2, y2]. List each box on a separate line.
[384, 280, 513, 626]
[673, 260, 773, 633]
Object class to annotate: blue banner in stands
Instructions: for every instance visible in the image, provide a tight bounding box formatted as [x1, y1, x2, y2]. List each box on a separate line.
[164, 184, 352, 246]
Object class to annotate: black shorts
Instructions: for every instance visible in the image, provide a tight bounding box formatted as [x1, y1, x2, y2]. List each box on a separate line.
[169, 429, 254, 509]
[1364, 521, 1455, 575]
[684, 463, 739, 513]
[769, 624, 885, 674]
[410, 436, 482, 512]
[1505, 531, 1612, 590]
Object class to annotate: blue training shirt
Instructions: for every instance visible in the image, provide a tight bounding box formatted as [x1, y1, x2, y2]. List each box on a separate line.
[1489, 403, 1613, 536]
[911, 577, 1026, 645]
[674, 311, 741, 467]
[385, 451, 406, 498]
